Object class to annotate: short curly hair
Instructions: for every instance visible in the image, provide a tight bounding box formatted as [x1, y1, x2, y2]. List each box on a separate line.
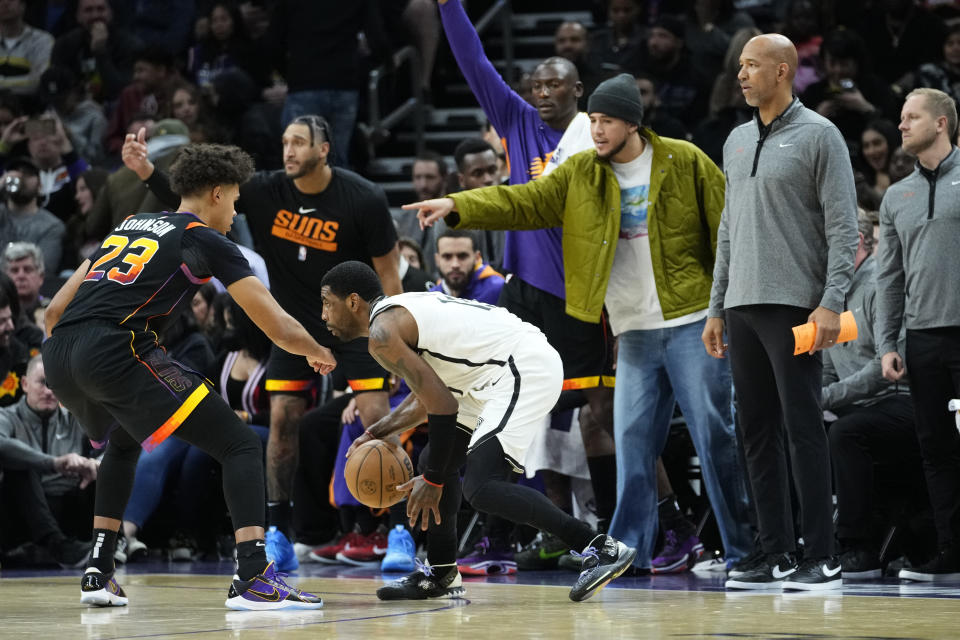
[168, 144, 255, 197]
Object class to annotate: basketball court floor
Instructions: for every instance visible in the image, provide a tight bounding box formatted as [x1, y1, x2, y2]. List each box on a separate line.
[2, 561, 958, 639]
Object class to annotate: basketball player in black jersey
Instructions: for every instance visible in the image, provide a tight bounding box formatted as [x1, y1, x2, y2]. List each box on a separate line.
[43, 144, 336, 610]
[121, 116, 402, 569]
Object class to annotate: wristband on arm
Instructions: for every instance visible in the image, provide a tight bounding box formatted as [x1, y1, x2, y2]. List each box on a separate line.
[421, 413, 459, 487]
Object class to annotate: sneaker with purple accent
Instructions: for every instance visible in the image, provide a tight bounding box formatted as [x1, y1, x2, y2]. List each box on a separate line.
[456, 536, 517, 576]
[651, 530, 704, 574]
[225, 561, 323, 610]
[80, 567, 128, 607]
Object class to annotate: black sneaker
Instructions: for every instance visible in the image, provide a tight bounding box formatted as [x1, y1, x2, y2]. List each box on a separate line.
[840, 549, 881, 580]
[725, 552, 797, 590]
[727, 547, 765, 579]
[782, 556, 842, 591]
[514, 532, 570, 570]
[376, 563, 465, 600]
[899, 548, 960, 582]
[568, 535, 638, 602]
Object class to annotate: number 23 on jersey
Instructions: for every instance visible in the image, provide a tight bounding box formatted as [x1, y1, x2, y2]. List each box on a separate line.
[84, 234, 159, 285]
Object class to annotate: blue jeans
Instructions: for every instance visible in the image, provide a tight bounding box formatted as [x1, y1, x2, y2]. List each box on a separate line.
[282, 89, 358, 168]
[609, 318, 752, 568]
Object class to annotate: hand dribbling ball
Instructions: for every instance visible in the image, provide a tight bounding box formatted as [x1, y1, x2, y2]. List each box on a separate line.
[344, 439, 414, 508]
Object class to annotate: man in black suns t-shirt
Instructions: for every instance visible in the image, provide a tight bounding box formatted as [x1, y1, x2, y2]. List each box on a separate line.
[121, 115, 402, 570]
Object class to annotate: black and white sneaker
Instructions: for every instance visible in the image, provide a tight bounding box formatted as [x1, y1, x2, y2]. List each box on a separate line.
[568, 535, 638, 602]
[376, 561, 465, 600]
[727, 547, 765, 579]
[840, 549, 881, 581]
[782, 556, 842, 591]
[899, 548, 960, 582]
[725, 552, 797, 590]
[80, 567, 129, 607]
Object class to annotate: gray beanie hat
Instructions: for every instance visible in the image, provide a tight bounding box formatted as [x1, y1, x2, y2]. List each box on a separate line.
[587, 73, 644, 125]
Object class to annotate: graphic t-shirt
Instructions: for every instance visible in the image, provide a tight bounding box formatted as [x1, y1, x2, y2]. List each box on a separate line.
[607, 140, 707, 333]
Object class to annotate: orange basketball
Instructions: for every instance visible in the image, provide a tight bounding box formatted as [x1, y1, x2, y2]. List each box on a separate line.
[344, 439, 415, 508]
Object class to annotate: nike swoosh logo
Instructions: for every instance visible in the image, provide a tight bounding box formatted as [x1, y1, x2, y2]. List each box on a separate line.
[255, 541, 265, 547]
[779, 143, 794, 147]
[772, 565, 795, 579]
[55, 432, 70, 440]
[372, 546, 388, 554]
[823, 564, 841, 577]
[248, 585, 282, 601]
[539, 548, 568, 560]
[952, 180, 960, 186]
[299, 206, 317, 214]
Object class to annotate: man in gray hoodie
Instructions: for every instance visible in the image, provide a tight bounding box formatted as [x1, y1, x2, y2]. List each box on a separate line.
[876, 87, 960, 582]
[703, 33, 858, 591]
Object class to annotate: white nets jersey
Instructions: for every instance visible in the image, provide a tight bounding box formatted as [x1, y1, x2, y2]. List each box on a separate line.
[369, 292, 544, 396]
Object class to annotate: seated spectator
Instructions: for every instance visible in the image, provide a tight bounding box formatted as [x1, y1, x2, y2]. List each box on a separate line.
[2, 242, 45, 324]
[38, 65, 107, 165]
[0, 0, 54, 95]
[783, 0, 824, 94]
[800, 29, 901, 144]
[429, 229, 504, 304]
[900, 23, 960, 106]
[555, 20, 605, 107]
[588, 0, 646, 75]
[102, 46, 175, 156]
[642, 15, 710, 130]
[826, 219, 925, 579]
[168, 79, 225, 143]
[636, 71, 688, 140]
[51, 0, 140, 103]
[188, 1, 268, 89]
[394, 150, 447, 276]
[398, 237, 426, 273]
[683, 0, 755, 83]
[85, 118, 188, 240]
[63, 167, 107, 270]
[18, 112, 90, 223]
[0, 157, 65, 273]
[0, 355, 95, 567]
[888, 146, 917, 184]
[858, 119, 900, 201]
[0, 270, 39, 353]
[0, 278, 29, 406]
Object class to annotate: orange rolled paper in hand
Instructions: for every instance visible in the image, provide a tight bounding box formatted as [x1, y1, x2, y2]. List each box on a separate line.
[792, 310, 858, 355]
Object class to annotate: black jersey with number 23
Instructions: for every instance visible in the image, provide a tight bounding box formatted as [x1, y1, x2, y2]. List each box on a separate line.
[55, 211, 253, 336]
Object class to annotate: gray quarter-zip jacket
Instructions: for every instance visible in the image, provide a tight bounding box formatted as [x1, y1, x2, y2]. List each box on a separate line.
[0, 397, 87, 496]
[709, 98, 859, 316]
[876, 147, 960, 356]
[822, 256, 907, 409]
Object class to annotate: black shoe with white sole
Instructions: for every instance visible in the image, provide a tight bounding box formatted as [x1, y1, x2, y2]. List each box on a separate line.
[782, 556, 843, 591]
[568, 535, 638, 602]
[725, 552, 797, 590]
[840, 549, 881, 581]
[898, 548, 960, 582]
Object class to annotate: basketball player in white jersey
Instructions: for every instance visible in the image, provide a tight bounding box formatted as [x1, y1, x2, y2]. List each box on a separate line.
[321, 261, 636, 602]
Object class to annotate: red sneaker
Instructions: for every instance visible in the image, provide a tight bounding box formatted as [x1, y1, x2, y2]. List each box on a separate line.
[336, 527, 389, 566]
[308, 530, 365, 564]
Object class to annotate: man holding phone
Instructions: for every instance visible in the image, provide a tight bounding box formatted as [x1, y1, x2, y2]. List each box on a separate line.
[0, 157, 66, 272]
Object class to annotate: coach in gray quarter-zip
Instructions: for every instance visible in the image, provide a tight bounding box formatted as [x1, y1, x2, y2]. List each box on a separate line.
[704, 33, 858, 592]
[876, 88, 960, 582]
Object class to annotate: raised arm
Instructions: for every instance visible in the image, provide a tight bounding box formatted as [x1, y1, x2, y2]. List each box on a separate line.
[227, 275, 336, 374]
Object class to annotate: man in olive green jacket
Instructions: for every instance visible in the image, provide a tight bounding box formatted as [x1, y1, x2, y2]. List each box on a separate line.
[406, 74, 751, 571]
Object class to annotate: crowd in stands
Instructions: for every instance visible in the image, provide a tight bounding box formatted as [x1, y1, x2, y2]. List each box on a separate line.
[0, 0, 959, 587]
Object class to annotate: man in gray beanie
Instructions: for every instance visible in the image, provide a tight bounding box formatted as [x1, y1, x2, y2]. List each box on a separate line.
[403, 72, 753, 574]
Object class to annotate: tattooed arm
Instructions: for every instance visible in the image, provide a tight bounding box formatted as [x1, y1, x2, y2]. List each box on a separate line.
[366, 307, 458, 437]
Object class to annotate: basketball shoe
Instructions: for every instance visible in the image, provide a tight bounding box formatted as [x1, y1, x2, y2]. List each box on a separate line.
[381, 525, 417, 573]
[80, 567, 128, 607]
[840, 548, 881, 581]
[457, 536, 517, 576]
[337, 526, 389, 566]
[265, 526, 298, 572]
[725, 552, 798, 590]
[514, 532, 569, 570]
[225, 561, 323, 610]
[782, 556, 843, 591]
[309, 528, 366, 564]
[651, 530, 704, 574]
[377, 560, 465, 600]
[898, 548, 960, 582]
[568, 535, 638, 602]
